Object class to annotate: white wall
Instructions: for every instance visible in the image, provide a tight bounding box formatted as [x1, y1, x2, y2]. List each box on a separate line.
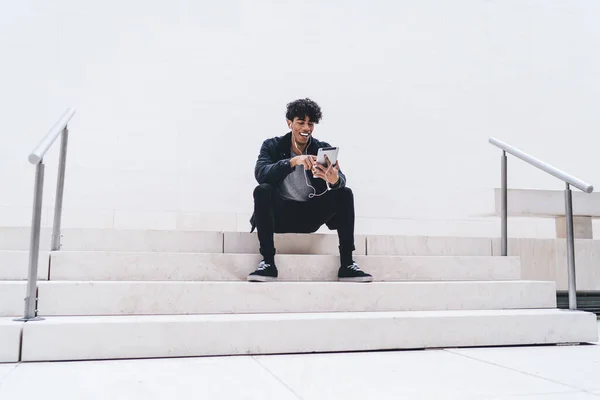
[1, 0, 599, 237]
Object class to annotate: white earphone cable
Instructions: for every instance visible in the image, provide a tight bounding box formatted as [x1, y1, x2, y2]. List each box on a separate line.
[293, 133, 331, 199]
[306, 168, 331, 198]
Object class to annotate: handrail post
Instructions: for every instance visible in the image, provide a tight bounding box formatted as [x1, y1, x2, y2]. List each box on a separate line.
[15, 162, 46, 321]
[51, 127, 69, 251]
[18, 109, 75, 322]
[565, 183, 577, 310]
[501, 151, 508, 256]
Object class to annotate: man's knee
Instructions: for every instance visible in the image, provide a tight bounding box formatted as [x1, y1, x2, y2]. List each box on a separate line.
[254, 183, 275, 201]
[336, 187, 353, 202]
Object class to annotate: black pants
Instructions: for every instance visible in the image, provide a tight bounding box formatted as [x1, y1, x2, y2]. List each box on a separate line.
[253, 183, 356, 264]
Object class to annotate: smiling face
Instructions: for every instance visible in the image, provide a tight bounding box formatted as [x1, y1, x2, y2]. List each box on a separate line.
[288, 116, 314, 148]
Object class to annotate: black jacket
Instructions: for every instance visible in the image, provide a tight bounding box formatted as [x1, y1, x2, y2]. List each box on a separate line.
[249, 132, 347, 232]
[254, 132, 347, 191]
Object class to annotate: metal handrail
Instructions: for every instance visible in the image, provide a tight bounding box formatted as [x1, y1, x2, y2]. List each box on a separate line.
[29, 108, 76, 164]
[16, 108, 75, 322]
[489, 138, 593, 193]
[489, 137, 594, 311]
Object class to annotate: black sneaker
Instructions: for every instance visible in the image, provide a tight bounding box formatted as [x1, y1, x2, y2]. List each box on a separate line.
[247, 261, 278, 282]
[338, 262, 373, 282]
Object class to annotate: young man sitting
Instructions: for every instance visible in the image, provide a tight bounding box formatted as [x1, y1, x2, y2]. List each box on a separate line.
[248, 98, 373, 283]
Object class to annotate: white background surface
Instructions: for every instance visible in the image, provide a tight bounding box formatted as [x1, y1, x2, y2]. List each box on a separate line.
[1, 0, 599, 236]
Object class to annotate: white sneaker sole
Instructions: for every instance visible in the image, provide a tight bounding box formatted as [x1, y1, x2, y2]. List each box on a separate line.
[338, 276, 374, 283]
[247, 275, 278, 282]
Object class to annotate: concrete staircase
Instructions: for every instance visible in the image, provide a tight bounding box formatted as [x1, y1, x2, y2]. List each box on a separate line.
[0, 228, 597, 362]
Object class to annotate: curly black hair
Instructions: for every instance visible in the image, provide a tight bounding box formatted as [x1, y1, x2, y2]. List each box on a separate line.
[286, 98, 323, 123]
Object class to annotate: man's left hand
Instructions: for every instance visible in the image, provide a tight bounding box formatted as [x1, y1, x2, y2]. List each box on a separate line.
[312, 155, 339, 185]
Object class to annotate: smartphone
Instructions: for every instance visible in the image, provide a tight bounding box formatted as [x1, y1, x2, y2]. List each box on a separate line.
[316, 147, 339, 166]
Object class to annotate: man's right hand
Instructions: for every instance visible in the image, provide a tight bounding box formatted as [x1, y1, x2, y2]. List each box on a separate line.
[291, 155, 316, 170]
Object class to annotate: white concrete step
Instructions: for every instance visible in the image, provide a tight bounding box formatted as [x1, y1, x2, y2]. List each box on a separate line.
[0, 282, 26, 317]
[20, 309, 598, 361]
[0, 228, 52, 251]
[36, 281, 555, 316]
[2, 228, 496, 257]
[366, 235, 494, 256]
[0, 228, 369, 255]
[0, 251, 49, 280]
[49, 252, 521, 281]
[0, 318, 23, 362]
[224, 233, 491, 257]
[0, 227, 225, 253]
[494, 188, 600, 217]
